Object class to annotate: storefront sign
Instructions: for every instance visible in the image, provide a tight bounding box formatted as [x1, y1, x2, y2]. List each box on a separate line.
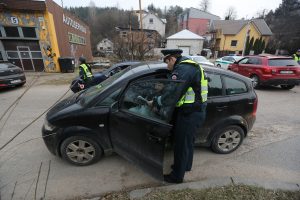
[10, 17, 19, 25]
[68, 32, 86, 45]
[63, 14, 86, 34]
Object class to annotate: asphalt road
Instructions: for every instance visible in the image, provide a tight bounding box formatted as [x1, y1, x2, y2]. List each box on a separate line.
[0, 73, 299, 199]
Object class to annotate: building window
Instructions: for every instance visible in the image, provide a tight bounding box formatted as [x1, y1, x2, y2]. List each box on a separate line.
[0, 52, 3, 61]
[4, 27, 19, 37]
[121, 31, 127, 37]
[149, 18, 153, 24]
[7, 51, 19, 59]
[22, 27, 37, 38]
[231, 40, 238, 47]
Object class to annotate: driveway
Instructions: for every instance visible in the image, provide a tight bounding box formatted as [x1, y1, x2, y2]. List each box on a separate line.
[0, 73, 299, 199]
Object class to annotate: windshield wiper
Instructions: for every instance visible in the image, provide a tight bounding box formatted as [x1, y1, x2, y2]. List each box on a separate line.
[286, 65, 295, 66]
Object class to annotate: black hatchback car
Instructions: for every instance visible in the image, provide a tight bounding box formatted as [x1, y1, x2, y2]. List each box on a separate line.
[0, 62, 26, 89]
[42, 62, 257, 179]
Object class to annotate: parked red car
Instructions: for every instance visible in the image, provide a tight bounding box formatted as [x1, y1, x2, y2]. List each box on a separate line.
[228, 55, 300, 89]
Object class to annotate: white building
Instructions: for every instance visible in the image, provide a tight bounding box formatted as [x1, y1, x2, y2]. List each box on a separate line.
[142, 13, 166, 38]
[133, 10, 166, 38]
[166, 29, 204, 56]
[96, 38, 113, 53]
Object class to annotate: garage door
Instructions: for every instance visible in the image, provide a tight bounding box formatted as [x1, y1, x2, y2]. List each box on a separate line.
[178, 46, 190, 56]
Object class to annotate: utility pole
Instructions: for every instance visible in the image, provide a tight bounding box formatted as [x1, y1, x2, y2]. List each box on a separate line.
[139, 0, 143, 30]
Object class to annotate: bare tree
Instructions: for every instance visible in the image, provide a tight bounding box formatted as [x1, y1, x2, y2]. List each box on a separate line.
[199, 0, 210, 12]
[256, 9, 269, 19]
[224, 6, 237, 20]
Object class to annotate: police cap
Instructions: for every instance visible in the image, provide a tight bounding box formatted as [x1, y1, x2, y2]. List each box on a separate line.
[161, 49, 183, 62]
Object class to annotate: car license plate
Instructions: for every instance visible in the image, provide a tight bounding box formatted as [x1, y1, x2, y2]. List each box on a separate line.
[280, 71, 293, 74]
[11, 79, 21, 84]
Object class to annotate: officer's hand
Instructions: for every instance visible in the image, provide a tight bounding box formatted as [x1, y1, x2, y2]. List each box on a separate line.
[79, 83, 85, 90]
[147, 100, 153, 107]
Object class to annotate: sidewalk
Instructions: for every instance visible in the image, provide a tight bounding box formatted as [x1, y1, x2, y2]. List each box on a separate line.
[129, 177, 300, 199]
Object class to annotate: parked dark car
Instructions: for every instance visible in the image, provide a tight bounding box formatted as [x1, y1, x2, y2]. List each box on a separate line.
[228, 55, 300, 89]
[0, 62, 26, 89]
[42, 61, 257, 179]
[70, 61, 140, 93]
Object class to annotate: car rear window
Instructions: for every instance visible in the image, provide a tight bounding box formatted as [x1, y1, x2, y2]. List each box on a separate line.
[268, 59, 299, 66]
[224, 76, 247, 95]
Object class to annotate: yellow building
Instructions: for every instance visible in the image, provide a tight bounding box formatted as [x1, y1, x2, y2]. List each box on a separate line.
[0, 0, 92, 72]
[211, 19, 272, 57]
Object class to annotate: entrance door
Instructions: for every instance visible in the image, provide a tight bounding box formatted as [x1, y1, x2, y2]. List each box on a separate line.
[17, 46, 35, 71]
[110, 78, 185, 180]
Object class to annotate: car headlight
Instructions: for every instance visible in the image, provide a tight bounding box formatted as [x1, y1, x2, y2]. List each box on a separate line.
[44, 119, 56, 131]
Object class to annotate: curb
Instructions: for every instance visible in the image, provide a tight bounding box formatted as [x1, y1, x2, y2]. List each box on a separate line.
[129, 177, 300, 199]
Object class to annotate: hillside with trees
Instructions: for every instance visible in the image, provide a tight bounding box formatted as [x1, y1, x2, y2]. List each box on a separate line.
[265, 0, 300, 54]
[66, 4, 183, 55]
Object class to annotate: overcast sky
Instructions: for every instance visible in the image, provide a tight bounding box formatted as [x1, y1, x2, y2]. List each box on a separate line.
[53, 0, 282, 19]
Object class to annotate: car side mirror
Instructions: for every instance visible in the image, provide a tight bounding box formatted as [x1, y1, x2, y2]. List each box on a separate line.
[110, 101, 119, 112]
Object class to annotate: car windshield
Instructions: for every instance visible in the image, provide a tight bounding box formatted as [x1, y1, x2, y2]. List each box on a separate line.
[0, 63, 13, 69]
[192, 56, 207, 62]
[268, 59, 299, 66]
[79, 66, 131, 106]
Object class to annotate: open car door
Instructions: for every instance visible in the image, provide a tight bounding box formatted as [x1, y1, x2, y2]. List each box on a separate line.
[110, 78, 185, 180]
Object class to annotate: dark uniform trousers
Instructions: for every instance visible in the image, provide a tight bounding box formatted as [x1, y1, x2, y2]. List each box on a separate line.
[171, 103, 207, 181]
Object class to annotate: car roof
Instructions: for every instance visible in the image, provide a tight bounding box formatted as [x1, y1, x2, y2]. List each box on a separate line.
[119, 61, 252, 84]
[246, 54, 293, 59]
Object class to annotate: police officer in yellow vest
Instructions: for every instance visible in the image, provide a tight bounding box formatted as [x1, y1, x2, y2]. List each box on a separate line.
[78, 56, 93, 90]
[292, 49, 300, 64]
[152, 49, 208, 183]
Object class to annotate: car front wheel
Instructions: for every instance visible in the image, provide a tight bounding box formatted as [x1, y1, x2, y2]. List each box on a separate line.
[60, 136, 103, 166]
[280, 85, 295, 90]
[211, 125, 244, 154]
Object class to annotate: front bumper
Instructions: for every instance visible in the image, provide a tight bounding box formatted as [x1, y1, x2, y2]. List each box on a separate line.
[42, 125, 62, 156]
[0, 74, 26, 88]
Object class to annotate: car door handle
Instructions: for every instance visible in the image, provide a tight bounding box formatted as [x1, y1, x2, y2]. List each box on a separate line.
[147, 133, 163, 143]
[216, 105, 228, 111]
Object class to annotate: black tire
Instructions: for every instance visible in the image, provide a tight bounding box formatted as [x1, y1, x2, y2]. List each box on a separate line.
[250, 75, 260, 89]
[211, 125, 244, 154]
[60, 136, 103, 166]
[217, 64, 221, 68]
[280, 85, 295, 90]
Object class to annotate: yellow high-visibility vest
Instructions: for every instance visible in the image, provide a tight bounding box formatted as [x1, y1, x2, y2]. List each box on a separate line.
[176, 60, 208, 107]
[80, 64, 93, 80]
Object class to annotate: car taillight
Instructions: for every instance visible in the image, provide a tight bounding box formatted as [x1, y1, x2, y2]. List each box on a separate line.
[252, 98, 258, 117]
[262, 67, 272, 74]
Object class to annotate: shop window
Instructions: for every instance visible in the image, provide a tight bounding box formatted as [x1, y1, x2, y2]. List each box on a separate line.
[31, 52, 43, 58]
[22, 27, 37, 38]
[4, 27, 20, 37]
[7, 51, 19, 59]
[20, 52, 30, 58]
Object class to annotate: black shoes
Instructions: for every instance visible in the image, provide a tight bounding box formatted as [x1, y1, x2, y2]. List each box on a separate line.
[163, 174, 183, 184]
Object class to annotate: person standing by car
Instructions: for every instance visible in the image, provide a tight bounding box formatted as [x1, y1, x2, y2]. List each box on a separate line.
[78, 56, 93, 90]
[292, 49, 300, 64]
[150, 49, 208, 183]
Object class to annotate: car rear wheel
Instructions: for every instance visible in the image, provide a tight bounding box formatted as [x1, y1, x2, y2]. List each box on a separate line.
[60, 136, 103, 166]
[216, 64, 221, 68]
[280, 85, 295, 90]
[250, 75, 260, 89]
[211, 125, 244, 154]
